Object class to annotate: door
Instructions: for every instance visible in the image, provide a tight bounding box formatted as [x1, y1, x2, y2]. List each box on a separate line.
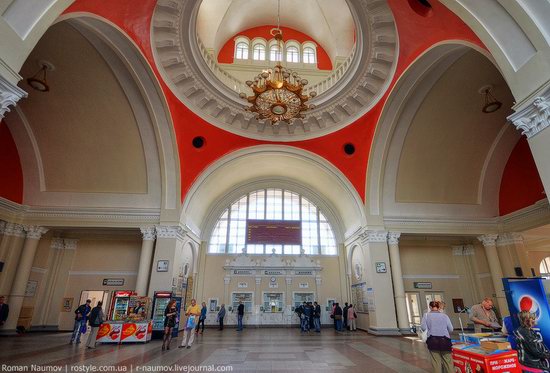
[405, 292, 421, 327]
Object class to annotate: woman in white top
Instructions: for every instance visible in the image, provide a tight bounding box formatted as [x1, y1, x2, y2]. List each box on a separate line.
[421, 301, 454, 373]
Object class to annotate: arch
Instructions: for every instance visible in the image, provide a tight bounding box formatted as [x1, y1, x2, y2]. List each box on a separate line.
[251, 37, 267, 61]
[182, 145, 366, 242]
[302, 42, 317, 64]
[234, 36, 250, 60]
[366, 42, 518, 220]
[285, 40, 301, 63]
[540, 257, 550, 279]
[6, 15, 180, 216]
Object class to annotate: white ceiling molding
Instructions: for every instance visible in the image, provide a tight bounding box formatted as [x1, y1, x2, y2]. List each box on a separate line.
[0, 196, 160, 228]
[151, 0, 397, 140]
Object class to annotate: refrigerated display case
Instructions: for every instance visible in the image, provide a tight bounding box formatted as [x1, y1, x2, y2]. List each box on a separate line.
[151, 292, 182, 339]
[109, 291, 136, 321]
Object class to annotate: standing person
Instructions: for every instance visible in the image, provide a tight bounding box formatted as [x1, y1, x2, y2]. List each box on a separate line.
[70, 299, 91, 344]
[421, 301, 453, 373]
[313, 301, 321, 333]
[308, 302, 315, 331]
[162, 299, 177, 350]
[86, 301, 104, 349]
[295, 302, 304, 330]
[343, 302, 349, 331]
[217, 304, 226, 330]
[347, 304, 357, 331]
[237, 301, 245, 331]
[0, 296, 9, 327]
[179, 299, 201, 349]
[331, 303, 337, 330]
[302, 302, 312, 333]
[439, 302, 446, 314]
[334, 303, 343, 331]
[196, 302, 207, 334]
[470, 297, 499, 333]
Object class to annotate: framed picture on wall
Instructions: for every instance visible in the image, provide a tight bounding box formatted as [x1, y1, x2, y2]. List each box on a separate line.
[62, 297, 74, 312]
[209, 298, 218, 312]
[157, 260, 169, 272]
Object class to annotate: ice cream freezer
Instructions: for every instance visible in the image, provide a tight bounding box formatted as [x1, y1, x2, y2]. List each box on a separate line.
[96, 320, 152, 344]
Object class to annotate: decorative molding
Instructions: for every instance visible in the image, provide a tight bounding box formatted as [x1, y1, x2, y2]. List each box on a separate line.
[255, 277, 261, 285]
[315, 276, 322, 285]
[155, 225, 186, 241]
[286, 277, 292, 285]
[451, 245, 475, 256]
[477, 272, 491, 279]
[69, 270, 137, 276]
[478, 234, 498, 247]
[0, 74, 27, 119]
[367, 230, 388, 243]
[24, 225, 48, 240]
[401, 274, 460, 279]
[31, 267, 47, 274]
[140, 226, 156, 241]
[0, 220, 5, 235]
[63, 239, 78, 250]
[151, 0, 397, 140]
[224, 276, 230, 285]
[387, 231, 401, 245]
[509, 92, 550, 138]
[496, 232, 524, 247]
[3, 222, 25, 237]
[50, 237, 65, 250]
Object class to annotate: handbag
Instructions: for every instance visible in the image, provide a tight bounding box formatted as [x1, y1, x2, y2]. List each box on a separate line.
[330, 314, 334, 319]
[335, 315, 342, 320]
[186, 315, 197, 330]
[79, 323, 87, 334]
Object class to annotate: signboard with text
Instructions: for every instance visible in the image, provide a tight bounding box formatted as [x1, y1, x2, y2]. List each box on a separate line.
[246, 220, 301, 245]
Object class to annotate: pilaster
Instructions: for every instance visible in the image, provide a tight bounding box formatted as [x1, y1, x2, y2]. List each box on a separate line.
[0, 74, 27, 119]
[478, 234, 508, 317]
[0, 223, 26, 297]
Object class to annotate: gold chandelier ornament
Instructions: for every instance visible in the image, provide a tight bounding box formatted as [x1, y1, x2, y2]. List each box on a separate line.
[239, 1, 316, 124]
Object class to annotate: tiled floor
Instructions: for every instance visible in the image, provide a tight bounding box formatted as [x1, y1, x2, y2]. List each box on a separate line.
[0, 328, 433, 372]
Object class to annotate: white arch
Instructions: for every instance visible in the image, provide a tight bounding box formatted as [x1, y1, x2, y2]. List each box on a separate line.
[182, 145, 366, 241]
[366, 42, 519, 220]
[6, 15, 180, 218]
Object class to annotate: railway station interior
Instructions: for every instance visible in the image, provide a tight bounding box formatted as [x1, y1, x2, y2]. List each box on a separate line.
[1, 0, 550, 371]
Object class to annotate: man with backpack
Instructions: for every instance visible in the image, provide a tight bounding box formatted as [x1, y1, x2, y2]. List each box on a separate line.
[86, 301, 104, 349]
[70, 299, 91, 344]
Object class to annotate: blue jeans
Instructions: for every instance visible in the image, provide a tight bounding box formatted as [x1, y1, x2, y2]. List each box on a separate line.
[300, 315, 310, 332]
[336, 319, 343, 331]
[313, 317, 321, 332]
[71, 319, 86, 342]
[237, 314, 243, 330]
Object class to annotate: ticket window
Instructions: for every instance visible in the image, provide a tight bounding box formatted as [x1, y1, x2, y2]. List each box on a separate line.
[293, 292, 314, 308]
[232, 292, 253, 313]
[425, 292, 445, 312]
[263, 293, 284, 313]
[406, 292, 421, 326]
[79, 290, 110, 310]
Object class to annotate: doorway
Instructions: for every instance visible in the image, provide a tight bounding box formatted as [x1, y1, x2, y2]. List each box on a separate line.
[79, 290, 110, 311]
[405, 292, 421, 327]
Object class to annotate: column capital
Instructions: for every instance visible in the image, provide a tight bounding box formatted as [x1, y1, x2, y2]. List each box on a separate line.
[140, 226, 156, 241]
[224, 276, 231, 285]
[496, 232, 524, 246]
[387, 232, 401, 245]
[0, 221, 5, 235]
[3, 222, 25, 238]
[509, 89, 550, 138]
[478, 234, 498, 247]
[24, 225, 48, 240]
[50, 237, 65, 250]
[360, 229, 388, 244]
[155, 225, 186, 241]
[64, 239, 78, 250]
[0, 75, 27, 119]
[452, 244, 475, 256]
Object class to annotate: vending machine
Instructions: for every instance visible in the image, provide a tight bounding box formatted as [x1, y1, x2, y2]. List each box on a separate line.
[151, 291, 182, 339]
[109, 291, 136, 321]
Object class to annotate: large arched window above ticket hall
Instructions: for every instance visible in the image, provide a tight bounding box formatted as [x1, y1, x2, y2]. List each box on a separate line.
[208, 188, 337, 255]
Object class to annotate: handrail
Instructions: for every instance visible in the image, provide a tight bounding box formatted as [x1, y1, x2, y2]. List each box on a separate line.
[196, 35, 355, 98]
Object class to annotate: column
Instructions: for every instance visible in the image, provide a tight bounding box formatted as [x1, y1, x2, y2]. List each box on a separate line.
[498, 233, 531, 277]
[478, 234, 509, 317]
[452, 245, 480, 307]
[148, 225, 185, 298]
[0, 223, 26, 297]
[508, 89, 550, 196]
[0, 75, 27, 119]
[4, 225, 48, 331]
[387, 232, 409, 333]
[135, 227, 156, 296]
[360, 229, 400, 335]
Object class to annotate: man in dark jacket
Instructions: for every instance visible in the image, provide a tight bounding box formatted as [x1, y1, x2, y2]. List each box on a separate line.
[237, 301, 245, 331]
[0, 296, 9, 326]
[302, 302, 313, 332]
[217, 304, 226, 330]
[70, 299, 91, 344]
[86, 301, 104, 349]
[313, 301, 321, 332]
[343, 302, 349, 330]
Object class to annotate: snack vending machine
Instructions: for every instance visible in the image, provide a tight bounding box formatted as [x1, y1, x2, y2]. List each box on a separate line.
[109, 291, 136, 321]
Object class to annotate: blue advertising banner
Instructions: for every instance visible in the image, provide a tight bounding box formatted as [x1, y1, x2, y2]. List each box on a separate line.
[503, 278, 550, 349]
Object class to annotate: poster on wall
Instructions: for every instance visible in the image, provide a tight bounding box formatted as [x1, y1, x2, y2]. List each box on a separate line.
[25, 280, 38, 297]
[366, 288, 376, 312]
[62, 297, 74, 312]
[351, 282, 368, 313]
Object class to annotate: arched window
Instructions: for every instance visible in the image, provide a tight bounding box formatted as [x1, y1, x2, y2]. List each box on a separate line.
[540, 257, 550, 278]
[269, 45, 282, 61]
[253, 43, 266, 60]
[208, 188, 337, 255]
[235, 42, 249, 59]
[303, 47, 316, 64]
[286, 46, 299, 63]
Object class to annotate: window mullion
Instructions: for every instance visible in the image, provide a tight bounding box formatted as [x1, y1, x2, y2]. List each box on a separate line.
[226, 207, 231, 254]
[317, 207, 321, 255]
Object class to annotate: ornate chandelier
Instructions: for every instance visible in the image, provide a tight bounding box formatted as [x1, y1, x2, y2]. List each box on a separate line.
[239, 1, 316, 125]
